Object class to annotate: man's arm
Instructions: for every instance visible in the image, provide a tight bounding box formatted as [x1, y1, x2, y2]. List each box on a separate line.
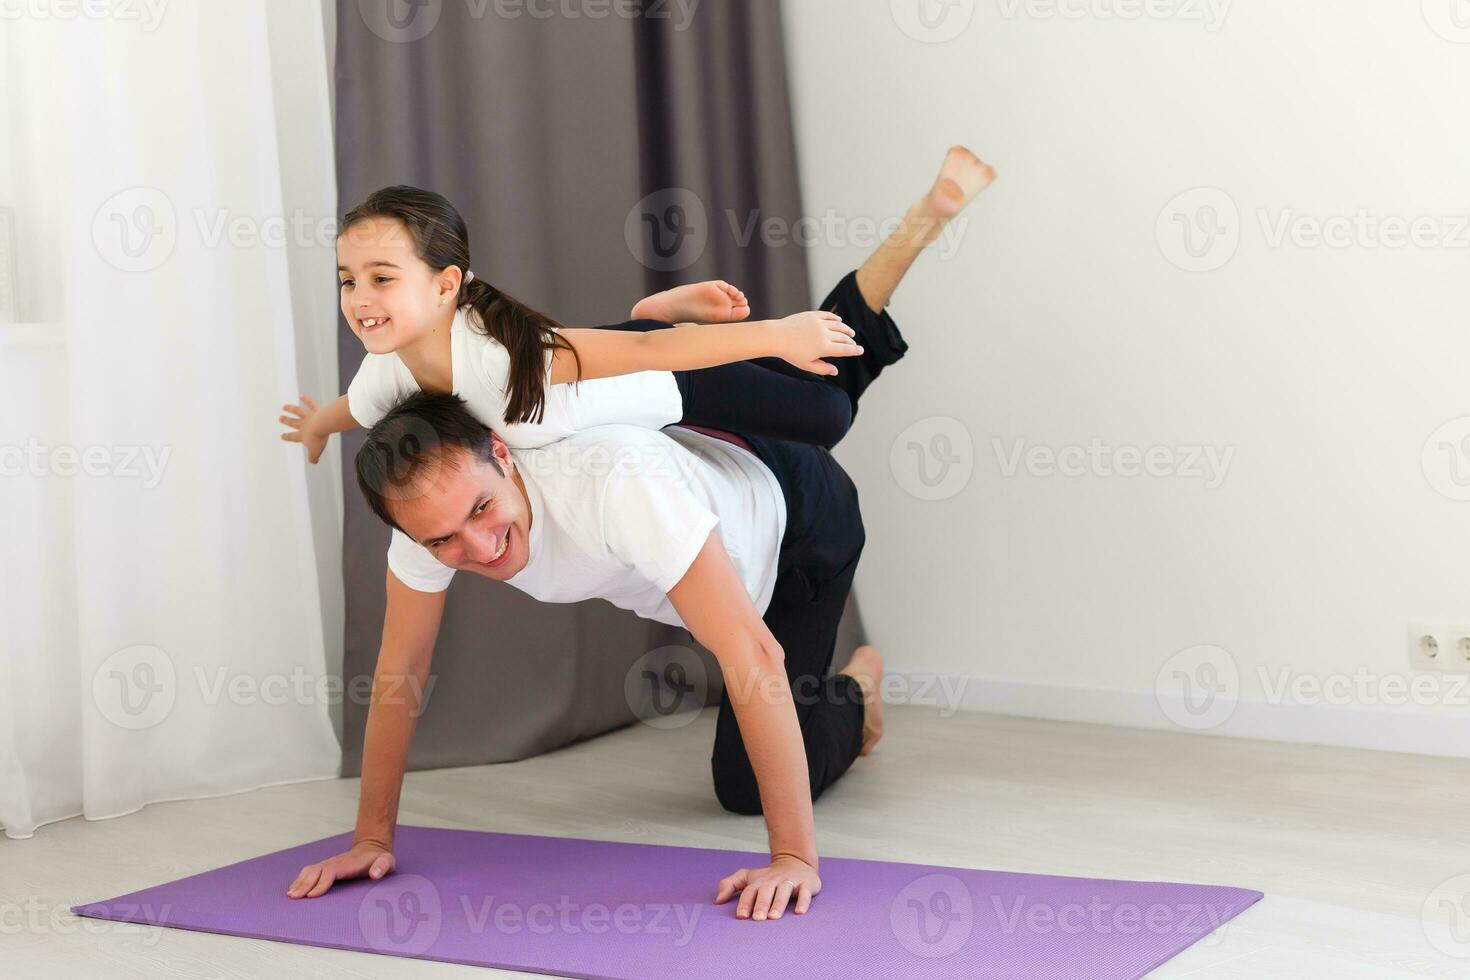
[354, 570, 447, 850]
[667, 531, 821, 918]
[283, 570, 443, 899]
[287, 569, 445, 899]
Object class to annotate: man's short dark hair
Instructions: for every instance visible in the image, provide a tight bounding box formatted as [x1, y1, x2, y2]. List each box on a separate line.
[354, 392, 503, 533]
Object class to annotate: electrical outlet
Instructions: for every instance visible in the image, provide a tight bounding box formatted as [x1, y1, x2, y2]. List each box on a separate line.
[1408, 623, 1470, 672]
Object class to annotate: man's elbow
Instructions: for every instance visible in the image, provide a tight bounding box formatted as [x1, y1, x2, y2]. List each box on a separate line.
[714, 630, 784, 696]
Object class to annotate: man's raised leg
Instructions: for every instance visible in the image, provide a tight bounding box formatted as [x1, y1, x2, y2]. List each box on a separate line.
[806, 145, 996, 423]
[853, 144, 996, 313]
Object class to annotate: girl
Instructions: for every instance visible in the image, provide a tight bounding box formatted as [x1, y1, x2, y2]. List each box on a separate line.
[279, 185, 864, 460]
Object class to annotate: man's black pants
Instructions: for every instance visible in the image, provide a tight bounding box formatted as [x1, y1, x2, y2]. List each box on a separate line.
[707, 270, 909, 815]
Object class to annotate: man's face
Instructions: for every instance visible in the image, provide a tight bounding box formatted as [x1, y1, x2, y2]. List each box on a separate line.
[389, 436, 533, 581]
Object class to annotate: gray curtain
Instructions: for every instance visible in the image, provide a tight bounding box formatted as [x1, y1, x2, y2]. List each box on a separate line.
[334, 0, 860, 777]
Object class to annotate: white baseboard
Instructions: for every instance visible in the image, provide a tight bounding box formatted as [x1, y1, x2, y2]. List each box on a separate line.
[941, 677, 1470, 760]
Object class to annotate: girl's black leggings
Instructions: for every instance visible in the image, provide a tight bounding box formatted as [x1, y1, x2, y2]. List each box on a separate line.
[596, 270, 907, 449]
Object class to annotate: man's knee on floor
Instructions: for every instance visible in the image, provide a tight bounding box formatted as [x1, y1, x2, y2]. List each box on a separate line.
[711, 763, 763, 816]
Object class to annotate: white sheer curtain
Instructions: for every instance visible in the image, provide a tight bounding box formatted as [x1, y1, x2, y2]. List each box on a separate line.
[0, 0, 343, 840]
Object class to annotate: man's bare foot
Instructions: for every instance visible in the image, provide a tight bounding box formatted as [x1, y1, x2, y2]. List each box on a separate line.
[631, 280, 750, 324]
[839, 645, 885, 755]
[902, 145, 997, 246]
[853, 145, 997, 312]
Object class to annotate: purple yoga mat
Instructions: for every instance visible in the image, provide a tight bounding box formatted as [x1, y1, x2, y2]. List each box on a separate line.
[73, 825, 1261, 979]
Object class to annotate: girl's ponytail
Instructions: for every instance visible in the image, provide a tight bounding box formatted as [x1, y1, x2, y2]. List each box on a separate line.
[340, 185, 581, 425]
[459, 275, 580, 424]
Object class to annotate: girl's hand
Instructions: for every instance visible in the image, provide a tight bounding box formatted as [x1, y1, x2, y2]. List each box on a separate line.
[773, 311, 862, 376]
[280, 394, 328, 464]
[714, 854, 822, 920]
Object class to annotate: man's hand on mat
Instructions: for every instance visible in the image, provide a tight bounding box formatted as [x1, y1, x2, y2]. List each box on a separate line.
[285, 842, 395, 899]
[714, 855, 821, 921]
[279, 394, 328, 464]
[773, 311, 862, 377]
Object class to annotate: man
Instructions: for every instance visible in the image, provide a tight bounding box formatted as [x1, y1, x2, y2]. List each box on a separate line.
[286, 146, 995, 922]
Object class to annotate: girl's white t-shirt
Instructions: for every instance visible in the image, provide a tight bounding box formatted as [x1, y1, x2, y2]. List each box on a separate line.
[346, 305, 683, 449]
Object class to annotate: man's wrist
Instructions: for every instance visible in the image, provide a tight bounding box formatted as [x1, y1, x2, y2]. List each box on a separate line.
[353, 830, 394, 851]
[771, 848, 818, 872]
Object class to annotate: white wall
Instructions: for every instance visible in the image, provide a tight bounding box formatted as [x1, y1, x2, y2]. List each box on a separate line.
[781, 1, 1470, 755]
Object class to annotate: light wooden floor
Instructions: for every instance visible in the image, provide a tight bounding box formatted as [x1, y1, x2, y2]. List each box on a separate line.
[6, 705, 1470, 978]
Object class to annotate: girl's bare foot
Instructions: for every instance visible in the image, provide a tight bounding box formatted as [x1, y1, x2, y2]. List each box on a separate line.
[839, 644, 885, 755]
[631, 280, 750, 324]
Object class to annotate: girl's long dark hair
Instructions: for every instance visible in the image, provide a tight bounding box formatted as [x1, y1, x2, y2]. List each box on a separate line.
[339, 185, 580, 424]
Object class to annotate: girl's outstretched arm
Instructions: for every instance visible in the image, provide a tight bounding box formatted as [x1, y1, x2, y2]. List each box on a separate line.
[550, 312, 862, 386]
[280, 393, 358, 464]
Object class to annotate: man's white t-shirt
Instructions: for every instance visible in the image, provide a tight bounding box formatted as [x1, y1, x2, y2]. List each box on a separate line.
[346, 305, 683, 449]
[386, 425, 787, 629]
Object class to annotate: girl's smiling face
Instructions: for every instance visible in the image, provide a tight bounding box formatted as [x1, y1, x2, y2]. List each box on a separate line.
[337, 216, 460, 355]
